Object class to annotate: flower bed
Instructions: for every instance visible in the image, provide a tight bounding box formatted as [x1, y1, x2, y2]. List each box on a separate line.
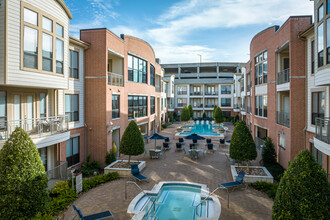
[231, 165, 273, 183]
[104, 160, 146, 177]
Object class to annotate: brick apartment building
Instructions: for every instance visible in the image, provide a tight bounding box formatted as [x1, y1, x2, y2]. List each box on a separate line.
[240, 16, 312, 169]
[81, 29, 166, 164]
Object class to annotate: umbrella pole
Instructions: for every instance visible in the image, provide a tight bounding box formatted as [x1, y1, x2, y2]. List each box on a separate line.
[155, 139, 156, 149]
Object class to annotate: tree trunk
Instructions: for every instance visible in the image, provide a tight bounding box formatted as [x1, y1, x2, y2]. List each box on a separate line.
[128, 155, 131, 164]
[246, 160, 249, 172]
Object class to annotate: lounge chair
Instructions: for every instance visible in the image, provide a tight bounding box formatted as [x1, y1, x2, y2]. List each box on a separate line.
[207, 143, 214, 153]
[73, 205, 113, 220]
[131, 164, 148, 181]
[176, 142, 184, 151]
[219, 171, 246, 191]
[206, 139, 212, 144]
[163, 142, 171, 151]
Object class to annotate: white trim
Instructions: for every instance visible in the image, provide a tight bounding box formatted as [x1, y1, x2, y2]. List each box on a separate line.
[70, 133, 80, 138]
[128, 52, 148, 61]
[128, 93, 148, 96]
[254, 123, 267, 130]
[137, 121, 148, 126]
[112, 92, 120, 95]
[112, 126, 120, 130]
[108, 48, 124, 58]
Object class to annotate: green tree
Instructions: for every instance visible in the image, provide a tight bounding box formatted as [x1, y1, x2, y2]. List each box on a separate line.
[202, 112, 207, 120]
[173, 111, 178, 121]
[214, 107, 224, 123]
[229, 120, 257, 168]
[188, 104, 193, 119]
[212, 105, 218, 119]
[168, 112, 174, 123]
[0, 127, 50, 219]
[119, 120, 145, 164]
[180, 106, 190, 121]
[262, 137, 277, 166]
[273, 150, 330, 219]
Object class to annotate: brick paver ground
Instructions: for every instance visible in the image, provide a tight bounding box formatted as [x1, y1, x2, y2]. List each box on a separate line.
[63, 123, 273, 220]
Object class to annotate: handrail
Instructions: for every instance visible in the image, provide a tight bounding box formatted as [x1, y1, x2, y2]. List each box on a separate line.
[125, 181, 156, 213]
[195, 186, 229, 216]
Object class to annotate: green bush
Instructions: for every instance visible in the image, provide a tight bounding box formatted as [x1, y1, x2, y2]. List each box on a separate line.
[120, 120, 144, 163]
[212, 105, 218, 119]
[81, 154, 100, 177]
[214, 107, 223, 123]
[230, 120, 257, 166]
[250, 181, 278, 200]
[180, 106, 190, 121]
[83, 172, 119, 192]
[266, 163, 285, 182]
[105, 151, 117, 166]
[188, 104, 193, 119]
[273, 150, 330, 219]
[168, 112, 174, 123]
[173, 111, 178, 121]
[262, 137, 277, 166]
[0, 127, 50, 219]
[234, 115, 239, 122]
[202, 112, 206, 120]
[161, 123, 168, 129]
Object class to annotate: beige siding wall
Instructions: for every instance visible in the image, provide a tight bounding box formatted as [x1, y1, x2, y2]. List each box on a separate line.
[0, 0, 5, 84]
[6, 0, 69, 89]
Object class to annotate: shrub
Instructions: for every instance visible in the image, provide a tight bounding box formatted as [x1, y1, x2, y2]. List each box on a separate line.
[173, 111, 178, 121]
[273, 150, 330, 219]
[234, 115, 239, 122]
[212, 105, 218, 119]
[81, 154, 100, 177]
[180, 106, 190, 121]
[230, 120, 257, 167]
[0, 127, 50, 219]
[188, 104, 193, 119]
[214, 106, 224, 123]
[202, 112, 206, 120]
[82, 172, 119, 192]
[266, 163, 285, 182]
[161, 123, 168, 129]
[120, 120, 144, 163]
[168, 112, 174, 123]
[250, 181, 278, 200]
[262, 137, 277, 166]
[105, 151, 117, 166]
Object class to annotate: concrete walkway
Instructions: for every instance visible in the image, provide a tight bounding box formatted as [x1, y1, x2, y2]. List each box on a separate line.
[63, 123, 273, 220]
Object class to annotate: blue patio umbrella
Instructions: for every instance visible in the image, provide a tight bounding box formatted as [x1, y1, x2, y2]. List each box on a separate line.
[147, 133, 167, 148]
[184, 133, 205, 141]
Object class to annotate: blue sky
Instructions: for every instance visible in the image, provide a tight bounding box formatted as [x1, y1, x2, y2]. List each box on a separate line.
[64, 0, 314, 64]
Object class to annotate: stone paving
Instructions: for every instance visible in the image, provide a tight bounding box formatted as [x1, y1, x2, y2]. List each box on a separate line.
[63, 123, 273, 220]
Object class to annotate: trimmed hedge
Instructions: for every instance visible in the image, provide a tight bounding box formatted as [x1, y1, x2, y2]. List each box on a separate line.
[188, 104, 193, 119]
[273, 150, 330, 219]
[82, 172, 119, 192]
[214, 106, 223, 123]
[250, 181, 278, 200]
[161, 123, 168, 129]
[180, 106, 190, 121]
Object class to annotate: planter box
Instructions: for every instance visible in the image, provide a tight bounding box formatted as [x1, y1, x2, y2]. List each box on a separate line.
[104, 160, 146, 177]
[231, 165, 273, 183]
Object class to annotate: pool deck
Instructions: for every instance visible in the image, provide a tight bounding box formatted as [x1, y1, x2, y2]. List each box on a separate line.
[63, 123, 273, 220]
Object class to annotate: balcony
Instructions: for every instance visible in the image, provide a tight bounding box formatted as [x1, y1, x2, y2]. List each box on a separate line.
[0, 116, 70, 149]
[177, 91, 188, 95]
[241, 86, 244, 92]
[108, 72, 123, 86]
[314, 118, 330, 155]
[205, 104, 216, 108]
[247, 106, 251, 114]
[205, 91, 218, 96]
[190, 92, 203, 96]
[192, 104, 203, 108]
[234, 104, 240, 112]
[177, 103, 186, 107]
[277, 68, 290, 85]
[276, 111, 290, 127]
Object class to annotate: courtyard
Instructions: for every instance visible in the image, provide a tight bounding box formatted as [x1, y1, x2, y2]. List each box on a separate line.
[63, 123, 273, 220]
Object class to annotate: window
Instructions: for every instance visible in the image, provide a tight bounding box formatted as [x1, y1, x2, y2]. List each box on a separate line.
[328, 0, 330, 14]
[254, 51, 267, 85]
[312, 91, 325, 125]
[24, 26, 38, 69]
[318, 23, 324, 67]
[40, 93, 46, 118]
[221, 85, 231, 94]
[128, 96, 147, 119]
[39, 148, 47, 170]
[221, 98, 231, 107]
[112, 95, 120, 119]
[150, 64, 155, 86]
[311, 143, 323, 166]
[279, 132, 286, 149]
[42, 33, 53, 71]
[312, 40, 315, 74]
[66, 137, 79, 167]
[65, 94, 79, 122]
[327, 18, 330, 64]
[0, 91, 7, 129]
[150, 96, 155, 115]
[22, 6, 65, 74]
[319, 4, 324, 22]
[177, 86, 187, 95]
[255, 95, 267, 118]
[69, 50, 79, 79]
[127, 55, 147, 83]
[177, 98, 187, 107]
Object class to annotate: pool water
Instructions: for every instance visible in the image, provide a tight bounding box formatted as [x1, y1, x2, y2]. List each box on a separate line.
[179, 124, 220, 136]
[143, 185, 203, 220]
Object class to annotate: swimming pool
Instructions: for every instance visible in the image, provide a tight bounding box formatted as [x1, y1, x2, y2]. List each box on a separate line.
[178, 123, 223, 137]
[128, 182, 221, 220]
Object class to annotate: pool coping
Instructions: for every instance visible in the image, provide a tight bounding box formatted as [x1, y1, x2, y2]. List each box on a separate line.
[128, 181, 221, 220]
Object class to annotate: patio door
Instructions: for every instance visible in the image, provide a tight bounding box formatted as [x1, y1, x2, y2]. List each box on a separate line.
[13, 94, 34, 130]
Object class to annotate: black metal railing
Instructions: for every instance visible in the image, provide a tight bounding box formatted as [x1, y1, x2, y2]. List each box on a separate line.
[277, 68, 290, 85]
[315, 117, 330, 144]
[276, 111, 290, 127]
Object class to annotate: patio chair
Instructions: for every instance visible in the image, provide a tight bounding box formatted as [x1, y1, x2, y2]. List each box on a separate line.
[73, 204, 113, 220]
[189, 150, 198, 160]
[219, 171, 247, 191]
[149, 150, 163, 159]
[179, 138, 184, 143]
[207, 143, 214, 153]
[164, 137, 171, 143]
[163, 142, 171, 151]
[131, 164, 148, 182]
[190, 143, 197, 149]
[206, 139, 212, 144]
[193, 139, 198, 144]
[176, 142, 184, 151]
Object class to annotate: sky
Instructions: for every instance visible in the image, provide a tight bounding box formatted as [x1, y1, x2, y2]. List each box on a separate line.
[63, 0, 314, 64]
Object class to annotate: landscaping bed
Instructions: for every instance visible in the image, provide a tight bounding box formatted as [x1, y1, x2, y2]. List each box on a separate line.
[235, 167, 267, 176]
[110, 161, 139, 169]
[231, 165, 273, 183]
[104, 160, 146, 177]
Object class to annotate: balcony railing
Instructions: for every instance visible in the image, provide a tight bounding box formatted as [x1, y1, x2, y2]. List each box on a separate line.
[177, 91, 187, 95]
[168, 104, 175, 109]
[47, 161, 68, 180]
[241, 104, 246, 112]
[241, 86, 244, 92]
[0, 116, 68, 140]
[315, 117, 330, 144]
[276, 111, 290, 127]
[177, 103, 186, 107]
[190, 92, 203, 96]
[247, 106, 251, 113]
[193, 104, 203, 108]
[234, 104, 240, 109]
[205, 104, 216, 108]
[221, 91, 231, 95]
[108, 72, 124, 86]
[205, 91, 218, 95]
[277, 68, 290, 85]
[247, 84, 251, 91]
